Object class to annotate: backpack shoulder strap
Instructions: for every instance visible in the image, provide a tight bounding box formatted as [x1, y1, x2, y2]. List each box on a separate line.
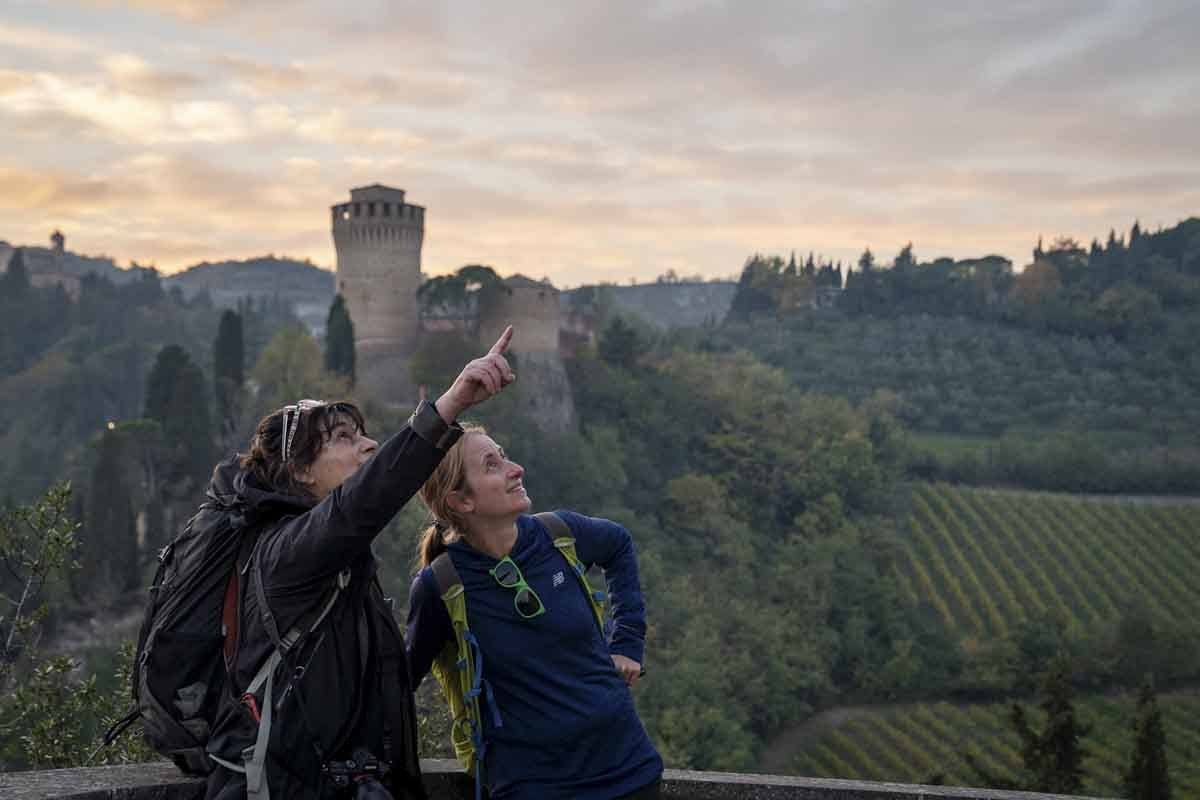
[428, 549, 491, 794]
[534, 510, 570, 541]
[430, 551, 464, 600]
[240, 542, 351, 800]
[251, 534, 350, 654]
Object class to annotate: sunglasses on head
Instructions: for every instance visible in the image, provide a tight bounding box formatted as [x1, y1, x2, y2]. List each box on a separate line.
[280, 399, 325, 462]
[489, 556, 545, 619]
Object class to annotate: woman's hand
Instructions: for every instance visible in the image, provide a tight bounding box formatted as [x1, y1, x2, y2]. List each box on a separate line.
[435, 326, 516, 422]
[611, 654, 643, 687]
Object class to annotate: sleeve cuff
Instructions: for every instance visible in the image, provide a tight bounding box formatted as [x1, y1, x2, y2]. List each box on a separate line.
[610, 640, 645, 665]
[409, 400, 464, 451]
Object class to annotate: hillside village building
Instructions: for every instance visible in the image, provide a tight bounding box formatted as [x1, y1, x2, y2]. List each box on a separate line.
[0, 230, 84, 298]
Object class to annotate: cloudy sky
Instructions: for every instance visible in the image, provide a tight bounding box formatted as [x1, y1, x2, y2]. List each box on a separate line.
[2, 0, 1198, 285]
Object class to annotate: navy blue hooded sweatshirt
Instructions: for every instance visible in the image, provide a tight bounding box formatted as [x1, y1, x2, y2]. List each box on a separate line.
[406, 511, 663, 800]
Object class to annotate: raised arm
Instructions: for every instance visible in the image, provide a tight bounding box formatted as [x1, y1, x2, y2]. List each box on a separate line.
[260, 327, 517, 593]
[259, 402, 458, 592]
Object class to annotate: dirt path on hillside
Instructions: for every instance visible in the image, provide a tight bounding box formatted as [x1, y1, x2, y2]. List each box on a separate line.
[757, 704, 893, 774]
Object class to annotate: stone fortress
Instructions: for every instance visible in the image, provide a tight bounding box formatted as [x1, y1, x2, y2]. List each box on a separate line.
[331, 185, 426, 402]
[331, 184, 578, 433]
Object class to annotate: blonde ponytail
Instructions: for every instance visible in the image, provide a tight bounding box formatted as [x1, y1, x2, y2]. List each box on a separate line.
[415, 424, 486, 570]
[417, 521, 449, 569]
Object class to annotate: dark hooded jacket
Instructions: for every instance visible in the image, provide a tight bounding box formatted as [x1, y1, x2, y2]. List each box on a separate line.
[205, 401, 461, 800]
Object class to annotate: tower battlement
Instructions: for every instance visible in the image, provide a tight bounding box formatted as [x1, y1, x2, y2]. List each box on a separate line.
[331, 185, 424, 241]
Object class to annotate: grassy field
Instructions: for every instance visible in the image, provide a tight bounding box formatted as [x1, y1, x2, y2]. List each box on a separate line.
[893, 482, 1200, 639]
[790, 689, 1200, 797]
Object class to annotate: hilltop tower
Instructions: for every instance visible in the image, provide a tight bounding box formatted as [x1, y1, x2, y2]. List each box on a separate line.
[331, 185, 424, 402]
[478, 275, 576, 434]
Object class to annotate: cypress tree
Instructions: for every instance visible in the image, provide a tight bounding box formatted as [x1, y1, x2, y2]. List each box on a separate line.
[857, 248, 875, 273]
[169, 358, 213, 482]
[80, 429, 139, 599]
[1010, 655, 1089, 794]
[214, 310, 244, 388]
[144, 344, 187, 423]
[1, 247, 30, 298]
[145, 344, 213, 486]
[1126, 677, 1171, 800]
[325, 293, 356, 384]
[213, 310, 244, 434]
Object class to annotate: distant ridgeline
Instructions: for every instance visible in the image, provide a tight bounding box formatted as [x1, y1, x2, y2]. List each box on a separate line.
[167, 261, 742, 344]
[165, 256, 336, 336]
[563, 281, 738, 331]
[121, 256, 742, 343]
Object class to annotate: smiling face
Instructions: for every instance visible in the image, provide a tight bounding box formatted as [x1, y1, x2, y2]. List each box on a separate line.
[453, 433, 532, 525]
[296, 412, 379, 499]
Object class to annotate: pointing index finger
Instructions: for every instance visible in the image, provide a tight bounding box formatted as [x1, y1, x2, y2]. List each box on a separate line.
[488, 325, 513, 356]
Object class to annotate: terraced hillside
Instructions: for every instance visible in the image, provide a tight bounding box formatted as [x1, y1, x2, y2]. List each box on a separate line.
[790, 690, 1200, 797]
[894, 483, 1200, 638]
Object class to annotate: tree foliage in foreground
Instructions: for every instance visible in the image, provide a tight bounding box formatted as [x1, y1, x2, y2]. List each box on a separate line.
[0, 484, 157, 769]
[1126, 678, 1171, 800]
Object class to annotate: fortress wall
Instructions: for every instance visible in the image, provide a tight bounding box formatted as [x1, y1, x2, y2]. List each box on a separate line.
[477, 282, 561, 353]
[509, 350, 576, 435]
[475, 279, 576, 433]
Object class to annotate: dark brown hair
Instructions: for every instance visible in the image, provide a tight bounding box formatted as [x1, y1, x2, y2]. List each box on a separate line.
[239, 401, 367, 498]
[416, 423, 487, 569]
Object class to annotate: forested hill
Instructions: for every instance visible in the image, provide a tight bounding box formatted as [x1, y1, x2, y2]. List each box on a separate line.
[711, 216, 1200, 494]
[164, 256, 335, 306]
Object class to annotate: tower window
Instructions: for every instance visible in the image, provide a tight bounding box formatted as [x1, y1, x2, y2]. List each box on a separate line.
[383, 203, 391, 217]
[369, 202, 376, 216]
[353, 203, 361, 217]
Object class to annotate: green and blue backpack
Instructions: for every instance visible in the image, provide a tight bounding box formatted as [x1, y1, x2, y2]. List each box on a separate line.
[427, 512, 606, 799]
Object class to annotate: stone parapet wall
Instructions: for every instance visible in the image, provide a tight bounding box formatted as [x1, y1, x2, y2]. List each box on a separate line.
[1, 761, 1111, 800]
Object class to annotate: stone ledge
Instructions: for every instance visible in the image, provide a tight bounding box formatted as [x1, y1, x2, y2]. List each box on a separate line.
[0, 760, 1111, 800]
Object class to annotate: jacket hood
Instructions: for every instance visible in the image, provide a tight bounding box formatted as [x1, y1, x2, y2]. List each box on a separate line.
[446, 514, 540, 568]
[205, 453, 315, 530]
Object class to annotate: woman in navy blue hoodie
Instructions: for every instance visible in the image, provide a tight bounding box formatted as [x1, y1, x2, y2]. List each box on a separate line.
[405, 426, 663, 800]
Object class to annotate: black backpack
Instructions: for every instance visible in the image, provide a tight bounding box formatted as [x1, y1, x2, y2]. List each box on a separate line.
[104, 471, 253, 775]
[103, 461, 351, 783]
